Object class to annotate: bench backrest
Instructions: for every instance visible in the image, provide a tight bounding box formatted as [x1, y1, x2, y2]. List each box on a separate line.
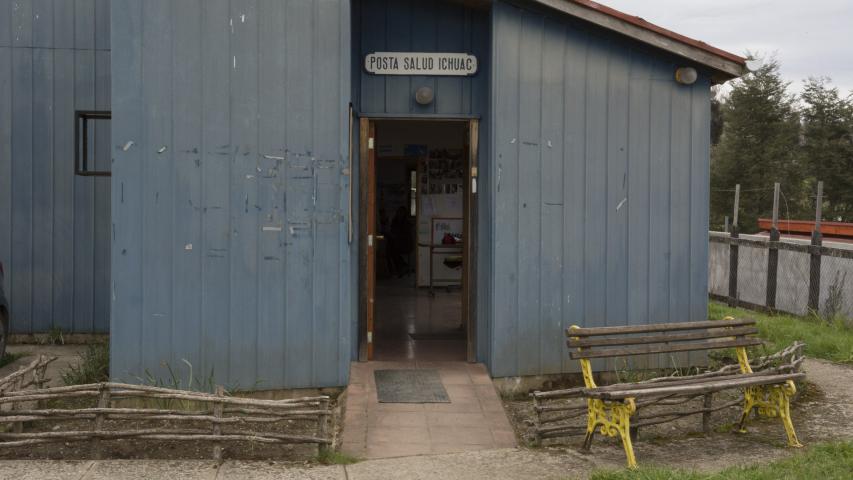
[566, 317, 760, 388]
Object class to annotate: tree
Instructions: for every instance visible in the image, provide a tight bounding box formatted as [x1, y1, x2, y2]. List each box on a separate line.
[800, 77, 853, 222]
[710, 86, 725, 146]
[710, 59, 806, 233]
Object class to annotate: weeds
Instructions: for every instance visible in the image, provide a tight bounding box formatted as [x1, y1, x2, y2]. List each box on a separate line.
[316, 450, 359, 465]
[61, 343, 109, 385]
[138, 359, 219, 393]
[43, 327, 65, 345]
[823, 271, 851, 329]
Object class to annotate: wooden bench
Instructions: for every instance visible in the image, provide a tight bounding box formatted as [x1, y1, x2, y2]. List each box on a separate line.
[565, 317, 804, 469]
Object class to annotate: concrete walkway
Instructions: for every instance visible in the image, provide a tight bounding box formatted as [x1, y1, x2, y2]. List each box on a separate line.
[0, 448, 596, 480]
[340, 361, 517, 458]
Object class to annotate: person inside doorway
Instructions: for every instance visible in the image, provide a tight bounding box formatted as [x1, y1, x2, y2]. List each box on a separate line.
[388, 206, 414, 277]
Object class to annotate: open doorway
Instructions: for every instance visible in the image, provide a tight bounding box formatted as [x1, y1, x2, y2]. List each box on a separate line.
[361, 119, 476, 362]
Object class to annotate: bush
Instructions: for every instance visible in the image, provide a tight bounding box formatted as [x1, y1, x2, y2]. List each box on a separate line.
[61, 343, 109, 385]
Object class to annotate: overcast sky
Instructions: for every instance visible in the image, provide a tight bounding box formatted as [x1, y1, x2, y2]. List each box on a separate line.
[601, 0, 853, 95]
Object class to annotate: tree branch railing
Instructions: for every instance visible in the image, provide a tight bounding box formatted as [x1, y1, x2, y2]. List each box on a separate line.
[0, 370, 333, 459]
[530, 342, 805, 444]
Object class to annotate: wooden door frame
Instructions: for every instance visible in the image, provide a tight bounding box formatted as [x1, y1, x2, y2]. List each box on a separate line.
[358, 116, 479, 362]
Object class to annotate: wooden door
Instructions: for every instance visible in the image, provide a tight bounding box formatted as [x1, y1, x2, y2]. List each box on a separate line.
[463, 119, 479, 362]
[359, 119, 377, 360]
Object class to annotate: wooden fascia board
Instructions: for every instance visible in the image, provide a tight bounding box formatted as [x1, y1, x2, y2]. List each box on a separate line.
[533, 0, 746, 80]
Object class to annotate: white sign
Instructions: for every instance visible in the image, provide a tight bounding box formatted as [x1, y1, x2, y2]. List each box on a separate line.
[365, 52, 478, 76]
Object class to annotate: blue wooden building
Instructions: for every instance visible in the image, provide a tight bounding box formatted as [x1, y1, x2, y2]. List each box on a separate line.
[0, 0, 745, 389]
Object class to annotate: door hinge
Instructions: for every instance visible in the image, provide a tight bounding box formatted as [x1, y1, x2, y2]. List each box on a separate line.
[367, 331, 373, 343]
[368, 137, 375, 150]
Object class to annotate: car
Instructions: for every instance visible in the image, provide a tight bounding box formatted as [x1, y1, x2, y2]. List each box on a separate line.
[0, 261, 8, 359]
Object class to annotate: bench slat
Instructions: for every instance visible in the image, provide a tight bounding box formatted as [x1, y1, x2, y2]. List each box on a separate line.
[568, 338, 763, 359]
[566, 319, 755, 337]
[567, 326, 758, 348]
[585, 372, 805, 400]
[588, 370, 789, 393]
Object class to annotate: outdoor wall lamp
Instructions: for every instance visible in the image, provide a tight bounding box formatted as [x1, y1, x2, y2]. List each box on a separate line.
[415, 86, 434, 105]
[675, 67, 698, 85]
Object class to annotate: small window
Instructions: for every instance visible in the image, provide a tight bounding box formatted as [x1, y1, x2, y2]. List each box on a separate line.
[75, 110, 111, 176]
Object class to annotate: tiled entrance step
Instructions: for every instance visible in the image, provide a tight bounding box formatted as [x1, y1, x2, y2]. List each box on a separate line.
[340, 361, 517, 459]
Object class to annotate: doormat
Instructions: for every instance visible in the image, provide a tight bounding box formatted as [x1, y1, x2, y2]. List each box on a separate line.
[409, 330, 465, 341]
[374, 369, 450, 403]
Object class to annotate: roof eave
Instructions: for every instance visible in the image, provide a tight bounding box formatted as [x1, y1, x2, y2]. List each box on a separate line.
[533, 0, 747, 83]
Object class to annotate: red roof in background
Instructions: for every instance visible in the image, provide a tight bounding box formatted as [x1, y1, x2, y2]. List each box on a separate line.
[566, 0, 747, 66]
[758, 219, 853, 239]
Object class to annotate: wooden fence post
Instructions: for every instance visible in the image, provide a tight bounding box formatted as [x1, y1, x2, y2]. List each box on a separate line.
[808, 182, 823, 313]
[531, 394, 542, 446]
[12, 366, 24, 433]
[728, 185, 740, 307]
[702, 393, 713, 433]
[317, 396, 330, 456]
[213, 385, 224, 462]
[93, 383, 111, 459]
[766, 183, 781, 310]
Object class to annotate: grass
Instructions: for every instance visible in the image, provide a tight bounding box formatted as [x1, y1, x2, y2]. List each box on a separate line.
[316, 449, 360, 465]
[590, 441, 853, 480]
[709, 301, 853, 364]
[61, 343, 110, 385]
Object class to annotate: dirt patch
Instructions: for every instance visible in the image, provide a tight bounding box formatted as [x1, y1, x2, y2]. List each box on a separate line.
[0, 396, 341, 462]
[500, 358, 853, 472]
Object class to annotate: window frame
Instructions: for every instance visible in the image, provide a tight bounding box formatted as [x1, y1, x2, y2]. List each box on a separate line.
[74, 110, 112, 177]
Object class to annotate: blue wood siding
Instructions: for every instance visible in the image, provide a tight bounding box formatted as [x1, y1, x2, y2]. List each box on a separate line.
[110, 0, 352, 389]
[353, 0, 490, 117]
[489, 1, 711, 377]
[0, 0, 111, 334]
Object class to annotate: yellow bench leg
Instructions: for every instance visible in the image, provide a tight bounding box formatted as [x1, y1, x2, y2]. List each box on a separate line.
[777, 382, 803, 448]
[739, 382, 803, 448]
[737, 387, 757, 433]
[583, 398, 638, 469]
[615, 406, 638, 469]
[582, 405, 596, 451]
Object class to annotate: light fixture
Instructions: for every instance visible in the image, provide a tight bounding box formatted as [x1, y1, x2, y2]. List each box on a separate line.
[674, 67, 698, 85]
[415, 86, 434, 105]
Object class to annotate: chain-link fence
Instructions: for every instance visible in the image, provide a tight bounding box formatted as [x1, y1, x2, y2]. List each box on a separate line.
[709, 232, 853, 322]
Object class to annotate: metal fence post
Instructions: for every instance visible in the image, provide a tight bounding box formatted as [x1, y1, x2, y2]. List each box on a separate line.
[766, 183, 780, 310]
[728, 185, 740, 307]
[808, 182, 823, 313]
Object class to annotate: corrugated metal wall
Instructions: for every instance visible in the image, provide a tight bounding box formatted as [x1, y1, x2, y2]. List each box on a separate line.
[0, 0, 111, 334]
[488, 1, 711, 377]
[110, 0, 352, 389]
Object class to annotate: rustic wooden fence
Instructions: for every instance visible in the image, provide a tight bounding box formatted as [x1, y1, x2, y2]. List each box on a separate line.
[530, 342, 805, 443]
[0, 358, 332, 460]
[0, 355, 54, 394]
